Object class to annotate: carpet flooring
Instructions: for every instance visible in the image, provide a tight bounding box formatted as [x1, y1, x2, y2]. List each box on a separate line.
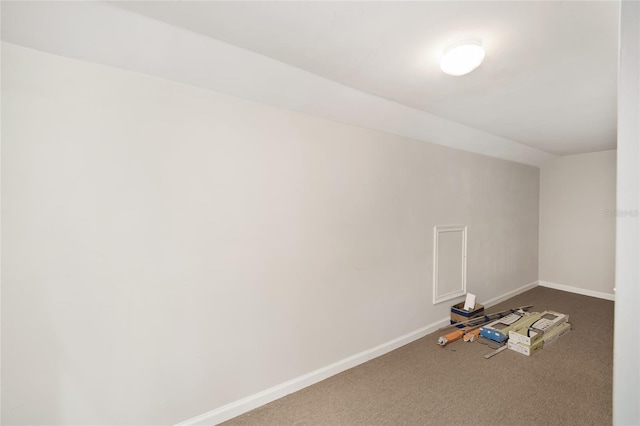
[223, 287, 614, 425]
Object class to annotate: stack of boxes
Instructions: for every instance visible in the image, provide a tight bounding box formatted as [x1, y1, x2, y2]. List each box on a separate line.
[507, 311, 571, 356]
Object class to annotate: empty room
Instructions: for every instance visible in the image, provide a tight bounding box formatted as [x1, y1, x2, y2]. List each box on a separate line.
[1, 1, 639, 425]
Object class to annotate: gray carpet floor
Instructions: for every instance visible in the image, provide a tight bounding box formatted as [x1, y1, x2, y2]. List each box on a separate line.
[223, 286, 614, 425]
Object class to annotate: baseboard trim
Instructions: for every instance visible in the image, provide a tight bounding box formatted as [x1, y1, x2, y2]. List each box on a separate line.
[481, 280, 539, 308]
[538, 280, 615, 301]
[176, 316, 451, 426]
[176, 280, 539, 426]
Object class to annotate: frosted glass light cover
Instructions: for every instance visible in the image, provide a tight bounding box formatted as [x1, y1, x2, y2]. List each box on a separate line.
[440, 40, 485, 76]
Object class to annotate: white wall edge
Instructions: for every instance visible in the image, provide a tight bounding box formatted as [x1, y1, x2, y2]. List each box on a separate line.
[538, 280, 615, 301]
[0, 2, 555, 168]
[175, 280, 538, 426]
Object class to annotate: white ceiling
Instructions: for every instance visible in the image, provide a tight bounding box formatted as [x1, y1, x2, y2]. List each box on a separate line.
[114, 1, 619, 156]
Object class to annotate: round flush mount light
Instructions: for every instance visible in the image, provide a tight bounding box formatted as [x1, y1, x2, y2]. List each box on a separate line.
[440, 38, 485, 76]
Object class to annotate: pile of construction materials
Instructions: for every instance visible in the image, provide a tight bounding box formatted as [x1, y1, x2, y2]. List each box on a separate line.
[437, 295, 571, 358]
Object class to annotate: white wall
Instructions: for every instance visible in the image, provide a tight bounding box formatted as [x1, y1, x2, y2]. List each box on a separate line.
[1, 43, 539, 425]
[613, 1, 640, 424]
[539, 150, 616, 297]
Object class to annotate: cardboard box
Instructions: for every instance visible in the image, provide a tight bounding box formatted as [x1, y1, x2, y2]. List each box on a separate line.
[508, 321, 571, 357]
[509, 328, 543, 346]
[531, 311, 569, 333]
[508, 314, 545, 346]
[543, 322, 571, 346]
[509, 311, 569, 346]
[508, 338, 544, 356]
[450, 302, 485, 325]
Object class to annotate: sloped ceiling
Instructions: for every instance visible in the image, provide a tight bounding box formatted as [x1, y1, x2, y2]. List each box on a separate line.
[1, 1, 618, 164]
[114, 1, 619, 156]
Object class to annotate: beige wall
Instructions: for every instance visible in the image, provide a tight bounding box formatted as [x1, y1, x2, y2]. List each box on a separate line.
[539, 150, 616, 296]
[2, 43, 539, 425]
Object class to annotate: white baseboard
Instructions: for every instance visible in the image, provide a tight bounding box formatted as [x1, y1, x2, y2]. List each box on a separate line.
[538, 280, 615, 301]
[176, 316, 451, 425]
[176, 280, 539, 426]
[481, 280, 539, 308]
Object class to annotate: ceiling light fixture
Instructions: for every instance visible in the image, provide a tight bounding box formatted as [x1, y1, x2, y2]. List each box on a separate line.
[440, 38, 485, 76]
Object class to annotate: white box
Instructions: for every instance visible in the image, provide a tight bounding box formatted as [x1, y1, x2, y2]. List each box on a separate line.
[509, 329, 542, 346]
[508, 338, 544, 356]
[508, 322, 571, 357]
[508, 311, 569, 345]
[543, 322, 571, 346]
